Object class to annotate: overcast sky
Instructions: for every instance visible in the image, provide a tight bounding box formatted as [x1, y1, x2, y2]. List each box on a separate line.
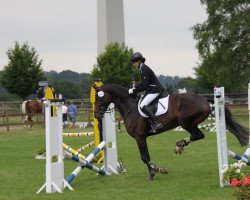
[0, 0, 207, 77]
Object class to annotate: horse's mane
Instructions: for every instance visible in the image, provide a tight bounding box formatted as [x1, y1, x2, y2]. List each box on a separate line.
[100, 84, 132, 99]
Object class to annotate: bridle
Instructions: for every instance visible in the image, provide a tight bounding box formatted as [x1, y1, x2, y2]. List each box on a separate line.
[94, 94, 106, 116]
[94, 90, 114, 116]
[94, 90, 119, 123]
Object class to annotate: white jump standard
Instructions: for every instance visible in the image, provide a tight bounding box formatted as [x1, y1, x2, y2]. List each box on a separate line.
[215, 83, 250, 188]
[214, 87, 229, 187]
[37, 99, 120, 194]
[36, 100, 73, 194]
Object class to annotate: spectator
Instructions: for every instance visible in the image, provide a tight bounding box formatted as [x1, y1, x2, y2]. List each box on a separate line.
[62, 104, 68, 129]
[68, 101, 78, 129]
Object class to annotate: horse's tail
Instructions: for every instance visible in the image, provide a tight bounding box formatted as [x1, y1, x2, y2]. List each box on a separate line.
[206, 98, 249, 146]
[21, 101, 27, 114]
[224, 107, 249, 146]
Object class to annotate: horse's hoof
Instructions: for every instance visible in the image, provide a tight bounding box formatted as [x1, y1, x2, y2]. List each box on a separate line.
[174, 145, 184, 155]
[158, 167, 168, 174]
[147, 176, 154, 181]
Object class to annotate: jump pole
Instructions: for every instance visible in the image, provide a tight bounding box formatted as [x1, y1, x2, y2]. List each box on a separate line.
[90, 81, 103, 146]
[65, 141, 108, 184]
[64, 103, 119, 185]
[36, 100, 73, 194]
[214, 87, 229, 187]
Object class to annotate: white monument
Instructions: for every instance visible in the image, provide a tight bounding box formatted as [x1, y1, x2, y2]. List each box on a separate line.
[97, 0, 125, 54]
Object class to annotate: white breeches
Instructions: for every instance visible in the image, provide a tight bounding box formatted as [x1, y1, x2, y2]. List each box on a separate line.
[139, 93, 160, 109]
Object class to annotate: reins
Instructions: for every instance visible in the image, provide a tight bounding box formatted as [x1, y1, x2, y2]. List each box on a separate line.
[123, 102, 136, 123]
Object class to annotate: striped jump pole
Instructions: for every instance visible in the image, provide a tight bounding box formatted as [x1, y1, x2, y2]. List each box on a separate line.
[63, 143, 86, 160]
[65, 141, 106, 184]
[76, 141, 95, 152]
[242, 147, 250, 159]
[62, 132, 94, 137]
[64, 151, 110, 176]
[228, 150, 250, 165]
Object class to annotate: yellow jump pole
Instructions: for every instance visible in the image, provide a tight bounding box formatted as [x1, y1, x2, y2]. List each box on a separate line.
[90, 80, 103, 162]
[45, 86, 57, 115]
[90, 80, 103, 146]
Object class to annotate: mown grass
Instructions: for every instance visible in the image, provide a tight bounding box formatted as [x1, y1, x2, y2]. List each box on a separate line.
[0, 113, 249, 200]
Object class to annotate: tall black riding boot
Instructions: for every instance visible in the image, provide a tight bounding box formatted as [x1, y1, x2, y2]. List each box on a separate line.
[142, 106, 163, 133]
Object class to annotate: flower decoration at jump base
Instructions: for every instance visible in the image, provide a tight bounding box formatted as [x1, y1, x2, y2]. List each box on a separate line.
[223, 161, 250, 200]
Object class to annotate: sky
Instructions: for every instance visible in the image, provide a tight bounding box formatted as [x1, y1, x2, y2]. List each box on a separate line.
[0, 0, 207, 77]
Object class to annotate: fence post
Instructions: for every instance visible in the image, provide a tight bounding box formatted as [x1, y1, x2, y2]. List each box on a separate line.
[87, 109, 92, 127]
[6, 113, 9, 132]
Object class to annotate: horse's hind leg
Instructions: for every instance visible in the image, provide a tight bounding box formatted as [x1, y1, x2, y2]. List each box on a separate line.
[174, 126, 205, 155]
[28, 113, 34, 127]
[135, 136, 168, 181]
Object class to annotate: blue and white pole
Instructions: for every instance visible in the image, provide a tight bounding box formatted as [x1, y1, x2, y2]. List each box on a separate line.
[228, 150, 250, 165]
[65, 141, 106, 184]
[64, 151, 110, 176]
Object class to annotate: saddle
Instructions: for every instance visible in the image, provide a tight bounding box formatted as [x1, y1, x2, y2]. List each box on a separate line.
[138, 90, 169, 118]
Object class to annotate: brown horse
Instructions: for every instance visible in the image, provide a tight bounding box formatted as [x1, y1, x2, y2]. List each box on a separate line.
[22, 100, 43, 126]
[93, 84, 249, 181]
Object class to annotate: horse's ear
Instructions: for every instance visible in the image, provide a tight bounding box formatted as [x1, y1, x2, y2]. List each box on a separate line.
[92, 84, 100, 91]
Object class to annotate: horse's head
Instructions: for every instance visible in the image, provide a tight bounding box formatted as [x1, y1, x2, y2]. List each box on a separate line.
[93, 83, 134, 120]
[94, 88, 113, 120]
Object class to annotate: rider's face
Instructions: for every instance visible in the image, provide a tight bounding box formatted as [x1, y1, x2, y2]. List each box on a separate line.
[132, 61, 140, 69]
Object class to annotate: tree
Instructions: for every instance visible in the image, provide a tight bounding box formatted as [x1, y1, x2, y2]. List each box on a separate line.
[165, 82, 173, 94]
[176, 77, 205, 93]
[53, 81, 81, 99]
[192, 0, 250, 92]
[0, 41, 47, 99]
[91, 43, 139, 87]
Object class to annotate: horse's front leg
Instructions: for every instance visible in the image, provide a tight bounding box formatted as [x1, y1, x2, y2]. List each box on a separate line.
[135, 136, 155, 180]
[135, 135, 168, 181]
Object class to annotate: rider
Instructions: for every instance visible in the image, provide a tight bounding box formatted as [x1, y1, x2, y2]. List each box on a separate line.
[36, 86, 45, 100]
[128, 52, 164, 133]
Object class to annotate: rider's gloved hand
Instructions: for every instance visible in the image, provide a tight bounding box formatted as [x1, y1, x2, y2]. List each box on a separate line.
[128, 88, 134, 94]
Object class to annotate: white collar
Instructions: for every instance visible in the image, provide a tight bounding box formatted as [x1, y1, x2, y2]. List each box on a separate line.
[139, 63, 143, 70]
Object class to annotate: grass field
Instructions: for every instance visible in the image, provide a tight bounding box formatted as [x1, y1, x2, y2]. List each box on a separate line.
[0, 113, 249, 200]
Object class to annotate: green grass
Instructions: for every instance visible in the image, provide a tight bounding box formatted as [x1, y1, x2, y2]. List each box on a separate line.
[0, 115, 249, 200]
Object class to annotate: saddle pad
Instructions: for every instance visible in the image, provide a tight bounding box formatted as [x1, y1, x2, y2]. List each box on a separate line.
[138, 95, 169, 118]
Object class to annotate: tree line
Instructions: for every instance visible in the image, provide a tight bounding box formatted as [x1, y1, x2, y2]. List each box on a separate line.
[0, 66, 184, 101]
[0, 0, 249, 101]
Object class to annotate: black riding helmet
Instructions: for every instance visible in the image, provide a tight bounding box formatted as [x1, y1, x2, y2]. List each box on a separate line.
[131, 52, 146, 63]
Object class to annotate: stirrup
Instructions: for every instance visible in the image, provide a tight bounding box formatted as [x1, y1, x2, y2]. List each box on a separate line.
[149, 122, 163, 133]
